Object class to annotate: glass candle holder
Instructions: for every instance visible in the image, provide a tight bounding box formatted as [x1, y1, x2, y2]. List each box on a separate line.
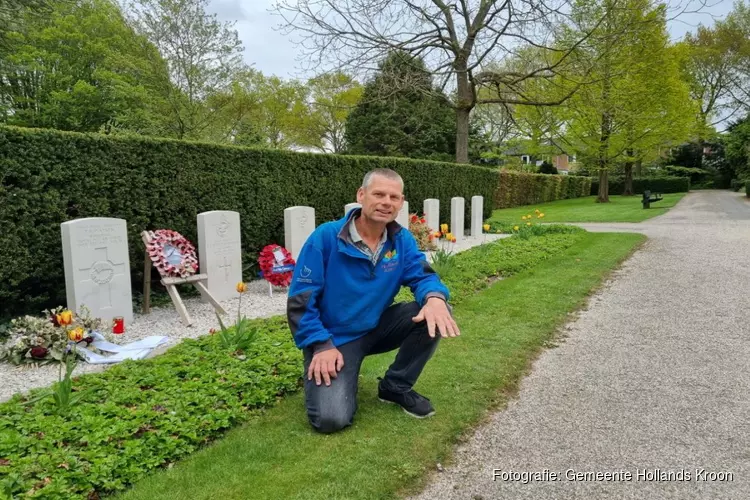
[112, 316, 125, 334]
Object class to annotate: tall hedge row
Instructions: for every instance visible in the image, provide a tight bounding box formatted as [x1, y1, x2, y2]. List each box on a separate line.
[0, 126, 589, 319]
[589, 176, 690, 195]
[494, 172, 591, 209]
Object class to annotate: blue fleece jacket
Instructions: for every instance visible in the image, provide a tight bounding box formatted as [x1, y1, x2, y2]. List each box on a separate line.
[286, 208, 450, 350]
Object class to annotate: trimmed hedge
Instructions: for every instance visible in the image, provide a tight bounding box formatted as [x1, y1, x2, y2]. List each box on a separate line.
[494, 172, 591, 209]
[590, 176, 690, 195]
[0, 126, 589, 319]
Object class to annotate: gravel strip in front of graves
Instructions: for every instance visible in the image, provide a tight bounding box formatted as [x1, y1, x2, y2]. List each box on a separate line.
[0, 234, 509, 403]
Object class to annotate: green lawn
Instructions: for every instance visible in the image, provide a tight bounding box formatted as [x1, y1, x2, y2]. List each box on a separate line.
[488, 193, 686, 225]
[118, 232, 644, 500]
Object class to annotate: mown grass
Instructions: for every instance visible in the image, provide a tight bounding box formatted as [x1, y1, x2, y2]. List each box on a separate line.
[488, 193, 686, 227]
[117, 231, 644, 500]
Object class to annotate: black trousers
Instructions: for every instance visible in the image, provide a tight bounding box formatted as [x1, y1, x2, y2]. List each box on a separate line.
[302, 301, 440, 434]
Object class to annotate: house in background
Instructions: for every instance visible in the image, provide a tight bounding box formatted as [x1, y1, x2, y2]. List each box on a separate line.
[508, 146, 576, 174]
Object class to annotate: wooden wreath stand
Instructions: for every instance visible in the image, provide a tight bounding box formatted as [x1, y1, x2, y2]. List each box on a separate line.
[141, 230, 226, 326]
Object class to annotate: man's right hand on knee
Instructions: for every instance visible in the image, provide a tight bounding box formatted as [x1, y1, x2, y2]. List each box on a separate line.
[308, 348, 345, 386]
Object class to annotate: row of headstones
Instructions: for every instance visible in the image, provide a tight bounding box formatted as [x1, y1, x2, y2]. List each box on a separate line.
[58, 195, 485, 327]
[285, 195, 486, 260]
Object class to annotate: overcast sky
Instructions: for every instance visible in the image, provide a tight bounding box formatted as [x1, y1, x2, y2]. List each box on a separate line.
[208, 0, 736, 80]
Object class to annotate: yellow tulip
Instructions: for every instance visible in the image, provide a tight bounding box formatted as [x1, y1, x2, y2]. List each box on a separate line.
[440, 223, 449, 233]
[445, 232, 454, 241]
[56, 310, 73, 326]
[236, 282, 247, 294]
[535, 209, 540, 213]
[538, 213, 545, 218]
[483, 224, 490, 232]
[526, 222, 532, 226]
[521, 215, 526, 220]
[513, 225, 519, 231]
[68, 327, 85, 342]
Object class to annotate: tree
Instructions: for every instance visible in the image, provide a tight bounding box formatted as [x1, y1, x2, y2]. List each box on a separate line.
[679, 1, 750, 132]
[0, 0, 171, 133]
[306, 72, 363, 153]
[126, 0, 245, 139]
[559, 0, 694, 201]
[274, 0, 626, 164]
[344, 51, 456, 162]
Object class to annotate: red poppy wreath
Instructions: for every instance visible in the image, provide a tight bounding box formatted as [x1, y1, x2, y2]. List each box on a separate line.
[258, 244, 295, 287]
[147, 229, 199, 278]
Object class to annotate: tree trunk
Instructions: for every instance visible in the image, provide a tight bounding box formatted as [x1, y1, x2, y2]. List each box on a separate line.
[597, 169, 609, 203]
[635, 158, 643, 176]
[623, 162, 634, 195]
[456, 107, 470, 164]
[454, 64, 473, 164]
[623, 148, 634, 196]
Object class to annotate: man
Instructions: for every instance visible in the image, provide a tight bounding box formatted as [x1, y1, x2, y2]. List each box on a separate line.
[287, 168, 460, 434]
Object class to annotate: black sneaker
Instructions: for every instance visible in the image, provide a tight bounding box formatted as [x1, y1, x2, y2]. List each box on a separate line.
[377, 379, 435, 418]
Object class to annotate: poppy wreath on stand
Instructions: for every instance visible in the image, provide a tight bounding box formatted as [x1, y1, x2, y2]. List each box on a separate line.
[258, 244, 295, 287]
[146, 229, 199, 278]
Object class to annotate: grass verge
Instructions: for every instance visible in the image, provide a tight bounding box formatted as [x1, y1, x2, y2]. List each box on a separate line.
[488, 194, 686, 227]
[116, 231, 644, 500]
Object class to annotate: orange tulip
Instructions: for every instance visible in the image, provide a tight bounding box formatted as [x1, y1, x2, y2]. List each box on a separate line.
[450, 236, 457, 243]
[236, 282, 247, 293]
[56, 310, 73, 326]
[68, 327, 85, 342]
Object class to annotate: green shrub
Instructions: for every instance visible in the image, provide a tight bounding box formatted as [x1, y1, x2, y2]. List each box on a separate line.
[746, 181, 750, 197]
[494, 172, 591, 208]
[730, 179, 746, 192]
[590, 176, 689, 195]
[2, 231, 588, 499]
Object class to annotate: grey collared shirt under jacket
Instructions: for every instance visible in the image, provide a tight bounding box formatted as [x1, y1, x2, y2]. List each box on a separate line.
[348, 216, 388, 265]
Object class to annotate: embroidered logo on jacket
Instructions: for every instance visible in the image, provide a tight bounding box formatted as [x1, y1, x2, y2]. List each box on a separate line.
[383, 249, 398, 262]
[381, 249, 399, 272]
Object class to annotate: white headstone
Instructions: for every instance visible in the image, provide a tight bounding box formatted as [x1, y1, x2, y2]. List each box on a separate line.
[451, 197, 465, 242]
[344, 202, 361, 216]
[471, 195, 484, 238]
[284, 206, 316, 260]
[396, 201, 409, 228]
[423, 199, 439, 233]
[61, 218, 133, 323]
[197, 211, 242, 302]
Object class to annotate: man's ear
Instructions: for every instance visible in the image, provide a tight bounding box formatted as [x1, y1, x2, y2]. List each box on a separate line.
[356, 187, 364, 204]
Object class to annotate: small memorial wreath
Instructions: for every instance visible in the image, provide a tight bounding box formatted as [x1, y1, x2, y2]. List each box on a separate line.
[258, 244, 295, 287]
[146, 229, 199, 278]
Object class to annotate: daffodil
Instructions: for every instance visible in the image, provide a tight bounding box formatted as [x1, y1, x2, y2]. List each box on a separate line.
[526, 222, 532, 226]
[535, 209, 540, 213]
[513, 225, 519, 231]
[538, 213, 545, 218]
[236, 282, 247, 294]
[521, 215, 527, 220]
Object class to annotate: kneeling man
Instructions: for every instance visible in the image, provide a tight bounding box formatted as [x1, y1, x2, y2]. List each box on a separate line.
[287, 168, 459, 434]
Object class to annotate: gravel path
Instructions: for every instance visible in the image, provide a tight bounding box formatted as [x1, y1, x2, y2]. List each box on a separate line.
[411, 190, 750, 500]
[0, 233, 507, 403]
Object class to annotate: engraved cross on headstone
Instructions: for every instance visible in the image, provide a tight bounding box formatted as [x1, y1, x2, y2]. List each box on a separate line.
[218, 256, 232, 283]
[78, 246, 126, 308]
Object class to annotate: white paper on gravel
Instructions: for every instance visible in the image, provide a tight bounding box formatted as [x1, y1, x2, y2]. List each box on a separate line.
[78, 332, 169, 364]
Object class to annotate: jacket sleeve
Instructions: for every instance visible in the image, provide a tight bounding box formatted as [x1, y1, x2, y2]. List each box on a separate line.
[286, 237, 333, 351]
[400, 231, 450, 306]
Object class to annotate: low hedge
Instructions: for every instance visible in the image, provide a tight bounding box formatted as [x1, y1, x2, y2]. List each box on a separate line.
[590, 176, 689, 195]
[0, 228, 586, 499]
[494, 172, 591, 208]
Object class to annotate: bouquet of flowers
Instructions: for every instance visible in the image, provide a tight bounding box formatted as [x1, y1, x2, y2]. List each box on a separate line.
[408, 213, 437, 251]
[0, 306, 105, 365]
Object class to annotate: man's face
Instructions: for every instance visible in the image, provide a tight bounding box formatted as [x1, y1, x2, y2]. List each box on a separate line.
[357, 175, 404, 224]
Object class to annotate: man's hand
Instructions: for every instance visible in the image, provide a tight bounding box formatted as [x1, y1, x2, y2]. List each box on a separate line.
[308, 348, 345, 386]
[412, 297, 460, 338]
